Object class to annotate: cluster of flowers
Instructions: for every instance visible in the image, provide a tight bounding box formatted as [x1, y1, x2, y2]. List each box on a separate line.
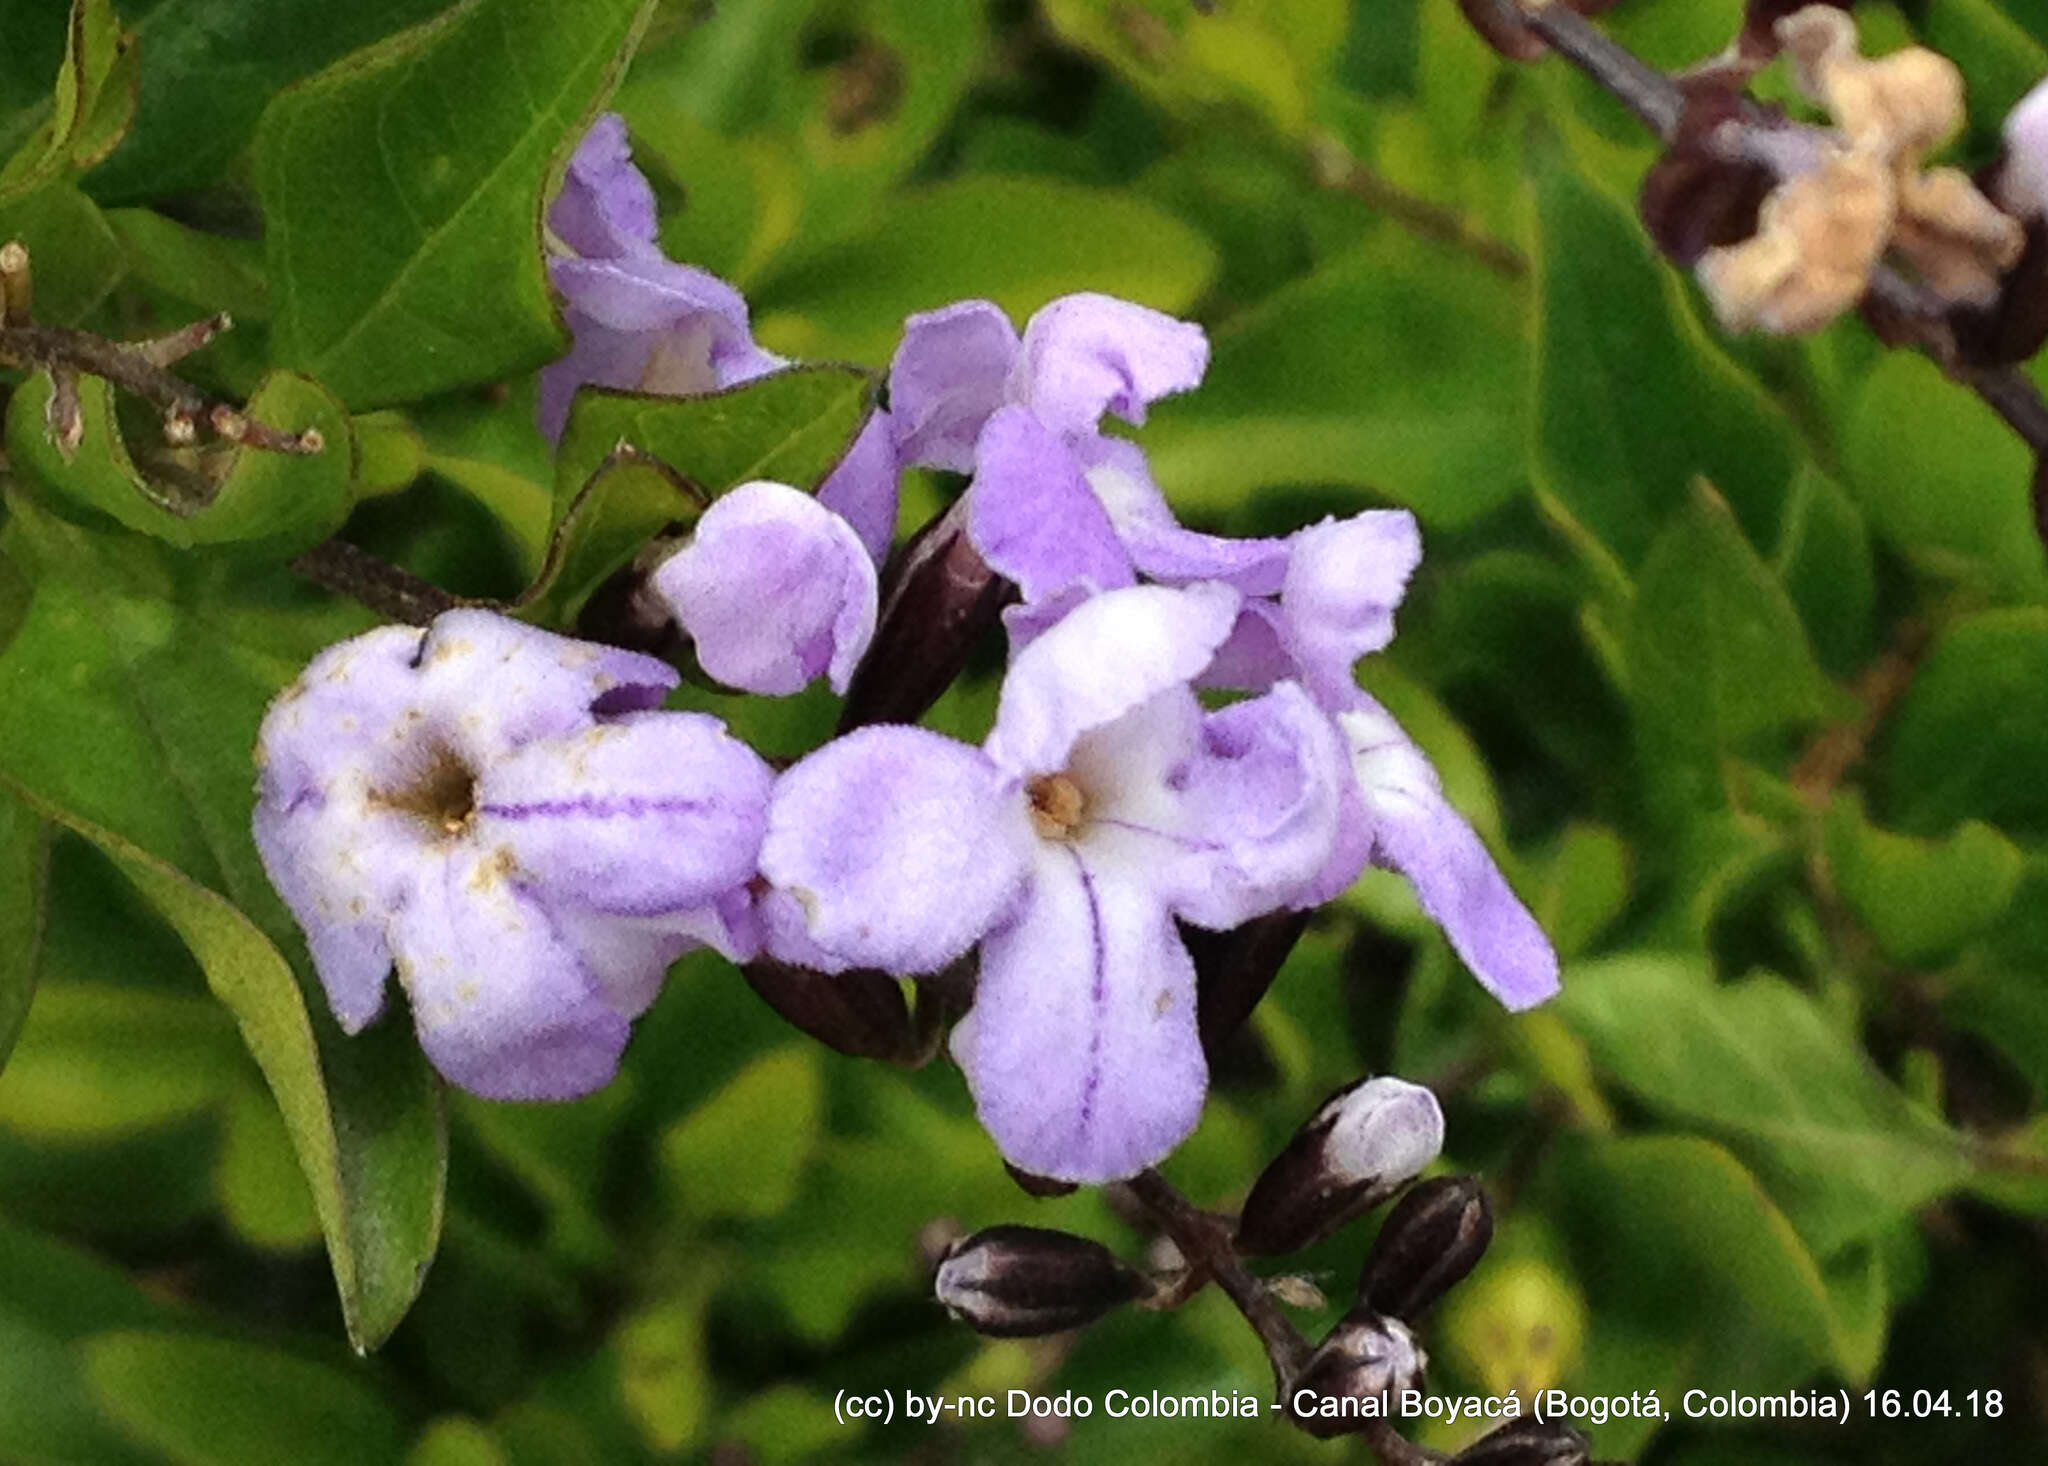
[253, 117, 1559, 1187]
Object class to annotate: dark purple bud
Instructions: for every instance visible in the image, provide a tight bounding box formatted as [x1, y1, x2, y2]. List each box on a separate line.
[837, 495, 1013, 732]
[1005, 1162, 1080, 1199]
[1452, 1414, 1591, 1465]
[1358, 1175, 1494, 1321]
[739, 956, 917, 1062]
[1954, 125, 2048, 367]
[1186, 908, 1311, 1059]
[1236, 1077, 1444, 1257]
[1284, 1311, 1426, 1438]
[934, 1225, 1146, 1337]
[1639, 85, 1776, 267]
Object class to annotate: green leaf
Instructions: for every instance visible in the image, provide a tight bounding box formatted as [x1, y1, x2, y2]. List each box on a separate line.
[0, 982, 240, 1140]
[1530, 822, 1631, 961]
[753, 174, 1218, 362]
[1625, 481, 1836, 757]
[1555, 955, 1974, 1255]
[1884, 608, 2048, 838]
[84, 1330, 408, 1466]
[1773, 461, 1875, 677]
[527, 365, 874, 624]
[214, 1077, 323, 1252]
[256, 0, 656, 408]
[1840, 354, 2047, 600]
[1530, 156, 1797, 567]
[1823, 792, 2024, 965]
[658, 1045, 823, 1222]
[0, 0, 135, 204]
[7, 369, 353, 554]
[86, 0, 457, 203]
[106, 207, 270, 321]
[1041, 0, 1346, 137]
[0, 515, 444, 1349]
[0, 180, 124, 323]
[1137, 233, 1526, 529]
[0, 786, 45, 1078]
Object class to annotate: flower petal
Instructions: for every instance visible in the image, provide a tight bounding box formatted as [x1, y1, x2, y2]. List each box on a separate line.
[1338, 700, 1560, 1011]
[1008, 293, 1207, 437]
[760, 725, 1034, 973]
[957, 845, 1206, 1182]
[653, 482, 879, 695]
[888, 299, 1020, 471]
[1279, 511, 1423, 709]
[391, 847, 631, 1100]
[549, 113, 661, 260]
[987, 581, 1239, 779]
[1080, 436, 1290, 593]
[413, 609, 678, 764]
[473, 709, 773, 916]
[252, 795, 407, 1032]
[816, 411, 901, 564]
[965, 406, 1133, 609]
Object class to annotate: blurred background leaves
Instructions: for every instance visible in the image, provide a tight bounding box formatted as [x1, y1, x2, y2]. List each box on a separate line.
[1, 0, 2047, 1462]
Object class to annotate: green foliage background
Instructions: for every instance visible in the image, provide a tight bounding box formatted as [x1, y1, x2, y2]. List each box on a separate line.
[2, 0, 2047, 1461]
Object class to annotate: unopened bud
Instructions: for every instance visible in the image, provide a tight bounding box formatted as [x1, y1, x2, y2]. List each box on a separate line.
[934, 1225, 1145, 1338]
[1235, 1076, 1444, 1256]
[739, 956, 917, 1062]
[1284, 1310, 1425, 1438]
[1005, 1162, 1078, 1198]
[838, 495, 1012, 731]
[1452, 1415, 1590, 1466]
[1358, 1175, 1494, 1322]
[1187, 908, 1310, 1058]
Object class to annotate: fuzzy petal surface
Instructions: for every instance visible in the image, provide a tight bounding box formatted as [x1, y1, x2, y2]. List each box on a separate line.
[889, 299, 1020, 471]
[1008, 293, 1208, 437]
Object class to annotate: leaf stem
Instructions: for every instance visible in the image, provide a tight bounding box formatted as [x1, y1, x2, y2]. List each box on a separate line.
[289, 540, 468, 626]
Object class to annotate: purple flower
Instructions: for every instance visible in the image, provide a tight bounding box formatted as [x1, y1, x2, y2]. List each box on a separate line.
[253, 610, 774, 1100]
[648, 480, 878, 696]
[756, 583, 1347, 1182]
[888, 293, 1557, 1011]
[541, 114, 899, 561]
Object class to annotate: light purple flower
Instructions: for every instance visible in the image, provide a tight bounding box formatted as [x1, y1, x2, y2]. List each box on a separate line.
[2004, 76, 2048, 219]
[648, 480, 878, 696]
[540, 115, 899, 560]
[253, 609, 774, 1100]
[756, 583, 1347, 1182]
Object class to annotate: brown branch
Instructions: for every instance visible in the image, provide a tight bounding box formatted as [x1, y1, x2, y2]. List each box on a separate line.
[289, 540, 469, 627]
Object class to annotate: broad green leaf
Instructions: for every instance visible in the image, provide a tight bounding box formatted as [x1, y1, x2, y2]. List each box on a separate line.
[1530, 157, 1797, 567]
[0, 514, 444, 1349]
[1606, 0, 1745, 71]
[1840, 354, 2047, 600]
[527, 365, 874, 623]
[1823, 792, 2023, 965]
[1773, 462, 1875, 677]
[214, 1077, 323, 1251]
[0, 1311, 162, 1466]
[615, 1275, 714, 1453]
[753, 175, 1217, 363]
[0, 982, 239, 1140]
[1884, 608, 2048, 838]
[1531, 822, 1630, 961]
[717, 1385, 856, 1466]
[659, 1046, 823, 1222]
[7, 369, 352, 554]
[1042, 0, 1346, 137]
[1137, 233, 1526, 529]
[1942, 859, 2048, 1096]
[0, 180, 124, 323]
[1625, 481, 1836, 757]
[408, 1418, 511, 1466]
[85, 1330, 408, 1466]
[86, 0, 456, 202]
[0, 786, 45, 1077]
[457, 1085, 627, 1266]
[257, 0, 657, 408]
[0, 0, 135, 204]
[106, 207, 270, 321]
[1555, 955, 1974, 1255]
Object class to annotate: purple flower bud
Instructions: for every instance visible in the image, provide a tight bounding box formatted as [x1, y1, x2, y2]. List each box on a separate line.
[647, 480, 878, 697]
[253, 610, 773, 1099]
[934, 1225, 1145, 1337]
[1236, 1076, 1444, 1256]
[1358, 1175, 1494, 1321]
[1452, 1415, 1591, 1466]
[1285, 1311, 1426, 1438]
[1185, 908, 1311, 1059]
[738, 955, 917, 1063]
[2005, 78, 2048, 221]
